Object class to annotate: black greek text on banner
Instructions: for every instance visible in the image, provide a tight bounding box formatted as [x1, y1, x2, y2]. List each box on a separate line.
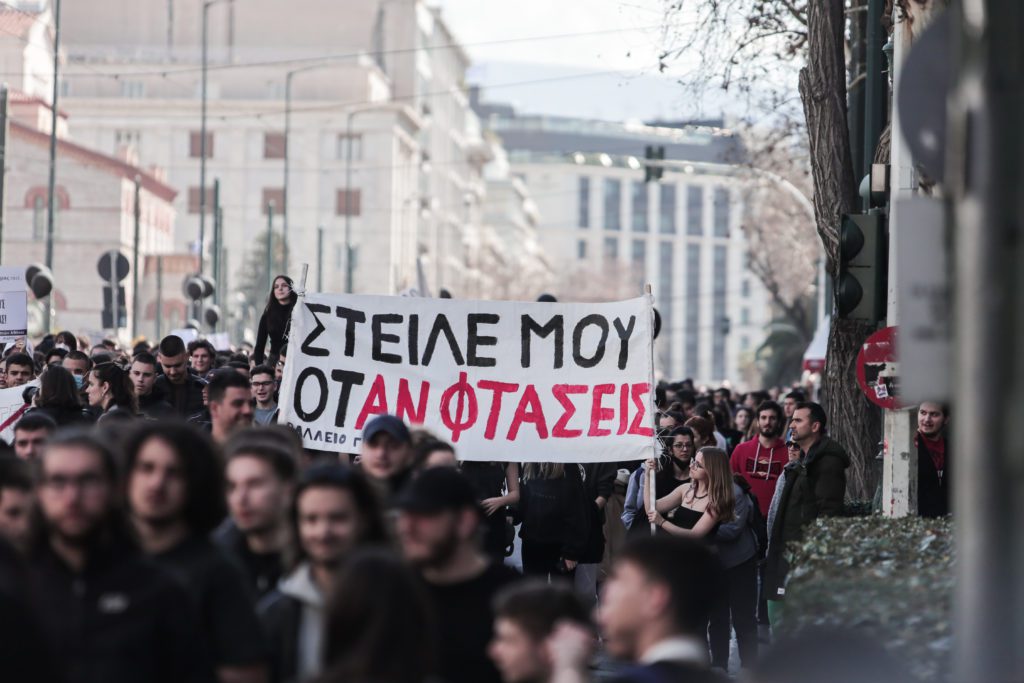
[278, 293, 657, 463]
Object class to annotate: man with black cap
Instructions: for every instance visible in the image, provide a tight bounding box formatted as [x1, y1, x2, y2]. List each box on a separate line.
[358, 414, 416, 506]
[397, 467, 520, 683]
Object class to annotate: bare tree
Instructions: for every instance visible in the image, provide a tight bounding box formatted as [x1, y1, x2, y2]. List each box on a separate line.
[658, 0, 883, 498]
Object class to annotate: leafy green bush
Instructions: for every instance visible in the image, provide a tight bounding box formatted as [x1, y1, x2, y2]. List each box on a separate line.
[779, 514, 954, 682]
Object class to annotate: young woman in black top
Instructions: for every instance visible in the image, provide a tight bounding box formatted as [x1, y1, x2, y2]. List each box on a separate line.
[253, 275, 297, 365]
[645, 446, 735, 537]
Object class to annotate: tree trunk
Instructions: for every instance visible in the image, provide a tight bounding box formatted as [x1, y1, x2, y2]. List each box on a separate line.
[798, 0, 882, 500]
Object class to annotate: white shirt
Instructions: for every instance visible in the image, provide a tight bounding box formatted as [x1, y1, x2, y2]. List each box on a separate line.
[640, 636, 710, 666]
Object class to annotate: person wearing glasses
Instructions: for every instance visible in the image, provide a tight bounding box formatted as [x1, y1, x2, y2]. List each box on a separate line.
[250, 365, 279, 426]
[26, 431, 211, 683]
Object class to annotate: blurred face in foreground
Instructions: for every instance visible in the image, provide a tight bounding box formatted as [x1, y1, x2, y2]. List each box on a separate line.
[599, 560, 660, 661]
[298, 486, 361, 568]
[226, 455, 290, 535]
[128, 437, 187, 526]
[489, 618, 548, 683]
[360, 432, 412, 480]
[38, 445, 112, 545]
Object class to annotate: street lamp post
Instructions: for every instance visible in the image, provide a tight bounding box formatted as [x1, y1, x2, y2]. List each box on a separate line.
[199, 0, 228, 278]
[343, 105, 385, 294]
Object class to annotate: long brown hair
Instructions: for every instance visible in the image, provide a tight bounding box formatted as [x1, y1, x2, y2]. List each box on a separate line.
[684, 416, 714, 447]
[522, 462, 565, 481]
[697, 446, 735, 522]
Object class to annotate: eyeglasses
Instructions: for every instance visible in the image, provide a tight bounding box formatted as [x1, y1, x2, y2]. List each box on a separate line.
[251, 381, 275, 388]
[786, 442, 800, 450]
[671, 442, 692, 450]
[690, 459, 704, 470]
[42, 472, 107, 493]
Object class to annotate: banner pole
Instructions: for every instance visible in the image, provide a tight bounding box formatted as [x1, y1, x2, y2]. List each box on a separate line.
[645, 283, 658, 537]
[297, 263, 309, 297]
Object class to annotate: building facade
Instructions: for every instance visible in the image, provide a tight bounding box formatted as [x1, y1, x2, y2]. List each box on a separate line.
[474, 99, 772, 385]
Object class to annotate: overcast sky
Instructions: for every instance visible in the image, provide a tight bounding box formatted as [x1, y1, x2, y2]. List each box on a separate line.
[433, 0, 715, 122]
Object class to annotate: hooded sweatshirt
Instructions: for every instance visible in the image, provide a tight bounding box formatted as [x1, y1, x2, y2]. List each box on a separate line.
[730, 436, 787, 516]
[259, 563, 325, 683]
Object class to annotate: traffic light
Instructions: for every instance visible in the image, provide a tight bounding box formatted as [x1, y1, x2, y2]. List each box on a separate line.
[835, 212, 887, 322]
[644, 145, 665, 183]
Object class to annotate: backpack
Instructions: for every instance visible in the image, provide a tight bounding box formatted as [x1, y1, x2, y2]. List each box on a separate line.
[735, 475, 768, 557]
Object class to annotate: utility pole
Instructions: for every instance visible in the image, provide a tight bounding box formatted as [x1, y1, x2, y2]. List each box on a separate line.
[199, 0, 226, 277]
[155, 255, 163, 339]
[0, 84, 8, 263]
[317, 225, 324, 292]
[44, 0, 62, 332]
[951, 1, 1024, 680]
[212, 178, 221, 321]
[265, 200, 274, 288]
[131, 176, 141, 338]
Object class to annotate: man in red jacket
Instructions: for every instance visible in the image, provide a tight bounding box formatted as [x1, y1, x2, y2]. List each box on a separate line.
[730, 401, 787, 517]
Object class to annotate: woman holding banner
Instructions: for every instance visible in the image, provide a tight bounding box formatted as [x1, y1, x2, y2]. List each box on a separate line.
[253, 275, 297, 365]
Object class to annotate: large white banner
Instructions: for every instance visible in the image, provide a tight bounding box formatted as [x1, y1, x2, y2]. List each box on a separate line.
[279, 293, 657, 463]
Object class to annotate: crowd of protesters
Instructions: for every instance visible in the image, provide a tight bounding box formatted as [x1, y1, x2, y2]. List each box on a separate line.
[0, 280, 948, 683]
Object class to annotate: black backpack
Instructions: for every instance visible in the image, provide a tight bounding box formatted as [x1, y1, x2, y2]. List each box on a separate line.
[735, 475, 769, 557]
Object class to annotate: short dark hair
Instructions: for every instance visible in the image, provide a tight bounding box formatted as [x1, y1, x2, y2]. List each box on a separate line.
[677, 390, 697, 407]
[132, 352, 157, 368]
[795, 401, 827, 432]
[669, 426, 695, 440]
[756, 400, 784, 423]
[122, 422, 226, 535]
[207, 369, 250, 404]
[5, 353, 34, 372]
[250, 364, 274, 380]
[225, 435, 297, 482]
[65, 350, 92, 369]
[187, 339, 216, 357]
[14, 413, 57, 435]
[493, 580, 592, 641]
[617, 536, 723, 636]
[0, 457, 32, 493]
[158, 335, 186, 357]
[661, 410, 686, 425]
[785, 390, 807, 402]
[45, 348, 68, 363]
[226, 360, 249, 372]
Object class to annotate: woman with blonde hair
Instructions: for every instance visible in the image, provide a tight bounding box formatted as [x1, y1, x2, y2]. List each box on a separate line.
[518, 462, 587, 579]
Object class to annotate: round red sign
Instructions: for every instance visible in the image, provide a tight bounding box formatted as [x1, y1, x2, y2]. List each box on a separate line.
[856, 326, 902, 410]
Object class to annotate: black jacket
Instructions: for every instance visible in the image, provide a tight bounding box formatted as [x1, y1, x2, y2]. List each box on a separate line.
[27, 536, 213, 683]
[26, 404, 94, 427]
[764, 436, 849, 598]
[154, 374, 207, 418]
[518, 466, 588, 561]
[609, 661, 728, 683]
[579, 463, 616, 564]
[254, 301, 294, 365]
[138, 388, 176, 420]
[917, 434, 950, 517]
[257, 588, 303, 683]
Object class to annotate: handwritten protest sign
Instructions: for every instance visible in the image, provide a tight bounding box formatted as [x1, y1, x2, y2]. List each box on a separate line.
[0, 381, 37, 444]
[279, 294, 656, 463]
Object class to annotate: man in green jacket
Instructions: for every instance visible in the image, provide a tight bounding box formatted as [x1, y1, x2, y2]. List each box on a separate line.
[764, 402, 849, 627]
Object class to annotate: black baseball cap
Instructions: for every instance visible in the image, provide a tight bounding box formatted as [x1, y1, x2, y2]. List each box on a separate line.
[395, 467, 481, 515]
[362, 414, 411, 445]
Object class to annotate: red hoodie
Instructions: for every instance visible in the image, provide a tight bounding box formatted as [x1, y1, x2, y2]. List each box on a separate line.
[730, 436, 787, 516]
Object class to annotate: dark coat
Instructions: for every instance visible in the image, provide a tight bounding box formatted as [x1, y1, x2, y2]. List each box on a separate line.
[257, 590, 302, 683]
[764, 436, 849, 598]
[253, 302, 294, 365]
[154, 374, 207, 419]
[518, 466, 588, 562]
[917, 435, 950, 517]
[579, 463, 616, 563]
[27, 404, 94, 427]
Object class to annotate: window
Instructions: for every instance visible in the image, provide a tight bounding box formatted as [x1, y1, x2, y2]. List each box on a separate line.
[32, 195, 44, 241]
[336, 134, 363, 161]
[578, 177, 590, 228]
[603, 236, 619, 261]
[712, 246, 728, 379]
[603, 178, 621, 231]
[741, 279, 751, 298]
[686, 185, 703, 236]
[264, 132, 287, 159]
[631, 181, 648, 232]
[577, 240, 587, 260]
[659, 184, 677, 234]
[685, 245, 701, 377]
[336, 189, 362, 216]
[713, 187, 730, 237]
[632, 239, 646, 267]
[187, 186, 214, 214]
[741, 308, 750, 325]
[741, 335, 750, 351]
[189, 131, 214, 159]
[120, 80, 145, 98]
[262, 188, 286, 215]
[115, 129, 141, 149]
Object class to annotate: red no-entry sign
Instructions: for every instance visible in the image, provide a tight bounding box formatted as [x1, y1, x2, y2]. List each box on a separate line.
[856, 326, 902, 410]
